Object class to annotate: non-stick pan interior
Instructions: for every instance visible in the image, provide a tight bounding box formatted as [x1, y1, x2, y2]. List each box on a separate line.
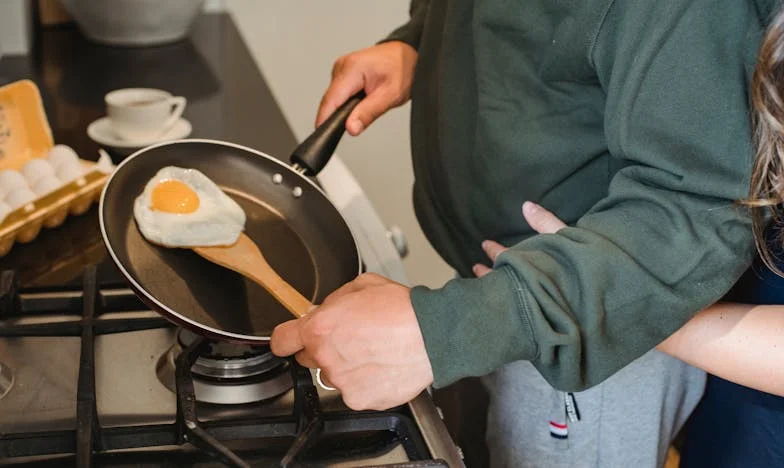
[100, 140, 360, 342]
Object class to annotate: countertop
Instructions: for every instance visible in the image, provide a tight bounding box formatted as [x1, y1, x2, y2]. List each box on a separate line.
[0, 13, 300, 286]
[0, 17, 466, 467]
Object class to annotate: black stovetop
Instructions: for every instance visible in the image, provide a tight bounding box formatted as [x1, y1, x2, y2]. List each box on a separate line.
[0, 12, 460, 468]
[0, 262, 447, 467]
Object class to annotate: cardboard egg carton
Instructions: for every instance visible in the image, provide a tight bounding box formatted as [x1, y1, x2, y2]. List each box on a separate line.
[0, 80, 113, 257]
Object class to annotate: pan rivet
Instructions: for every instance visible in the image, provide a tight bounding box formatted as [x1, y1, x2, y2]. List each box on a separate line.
[292, 186, 303, 198]
[272, 173, 283, 184]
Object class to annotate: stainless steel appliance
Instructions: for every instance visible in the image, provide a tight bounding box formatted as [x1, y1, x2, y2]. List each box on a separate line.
[0, 12, 462, 466]
[0, 258, 462, 466]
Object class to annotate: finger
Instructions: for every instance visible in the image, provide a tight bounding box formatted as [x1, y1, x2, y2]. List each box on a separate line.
[481, 240, 508, 263]
[472, 263, 493, 278]
[523, 201, 566, 234]
[320, 278, 363, 306]
[269, 319, 305, 357]
[321, 273, 385, 306]
[316, 69, 365, 128]
[345, 89, 396, 136]
[294, 350, 318, 368]
[354, 272, 390, 287]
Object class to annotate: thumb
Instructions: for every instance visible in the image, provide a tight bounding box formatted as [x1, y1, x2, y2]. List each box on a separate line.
[346, 89, 396, 136]
[270, 319, 305, 357]
[523, 201, 566, 234]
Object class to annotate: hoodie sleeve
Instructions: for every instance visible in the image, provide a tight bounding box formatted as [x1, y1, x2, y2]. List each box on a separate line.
[379, 0, 430, 50]
[411, 0, 764, 391]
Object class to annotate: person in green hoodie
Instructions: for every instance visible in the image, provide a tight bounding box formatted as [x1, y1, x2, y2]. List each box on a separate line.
[271, 0, 774, 466]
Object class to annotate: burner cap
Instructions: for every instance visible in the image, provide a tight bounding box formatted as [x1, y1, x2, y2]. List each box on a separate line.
[191, 348, 285, 381]
[177, 328, 281, 380]
[157, 329, 292, 404]
[178, 328, 268, 360]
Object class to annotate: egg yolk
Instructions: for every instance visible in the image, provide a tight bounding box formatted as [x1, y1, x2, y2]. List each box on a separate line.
[150, 180, 200, 213]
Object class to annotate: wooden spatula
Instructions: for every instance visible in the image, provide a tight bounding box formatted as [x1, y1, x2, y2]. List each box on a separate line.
[193, 233, 312, 318]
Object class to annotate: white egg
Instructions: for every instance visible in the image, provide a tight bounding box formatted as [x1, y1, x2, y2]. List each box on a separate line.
[32, 175, 63, 196]
[47, 145, 80, 170]
[0, 201, 10, 223]
[0, 170, 29, 199]
[133, 166, 246, 247]
[5, 187, 36, 210]
[55, 161, 85, 183]
[95, 152, 115, 175]
[21, 159, 55, 186]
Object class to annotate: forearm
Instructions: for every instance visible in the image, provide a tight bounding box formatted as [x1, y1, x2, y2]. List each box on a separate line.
[657, 303, 784, 397]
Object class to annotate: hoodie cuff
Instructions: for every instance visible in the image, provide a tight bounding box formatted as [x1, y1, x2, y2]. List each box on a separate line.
[410, 267, 539, 388]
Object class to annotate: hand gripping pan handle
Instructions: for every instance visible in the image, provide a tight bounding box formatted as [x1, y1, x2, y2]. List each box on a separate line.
[290, 91, 366, 176]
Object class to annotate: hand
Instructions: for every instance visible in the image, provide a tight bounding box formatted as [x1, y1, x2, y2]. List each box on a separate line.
[316, 41, 418, 136]
[270, 273, 434, 410]
[473, 201, 566, 277]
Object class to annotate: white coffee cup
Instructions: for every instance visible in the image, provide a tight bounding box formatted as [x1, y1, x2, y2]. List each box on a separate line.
[105, 88, 187, 142]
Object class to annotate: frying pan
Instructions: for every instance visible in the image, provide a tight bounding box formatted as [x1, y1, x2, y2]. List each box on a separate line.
[99, 94, 364, 343]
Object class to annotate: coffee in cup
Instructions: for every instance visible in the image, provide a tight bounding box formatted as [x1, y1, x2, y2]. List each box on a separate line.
[105, 88, 187, 142]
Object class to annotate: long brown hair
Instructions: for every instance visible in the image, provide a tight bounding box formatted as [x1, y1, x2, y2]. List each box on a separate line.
[748, 7, 784, 274]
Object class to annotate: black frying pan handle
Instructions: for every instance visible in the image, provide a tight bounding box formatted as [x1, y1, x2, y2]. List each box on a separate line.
[290, 91, 366, 176]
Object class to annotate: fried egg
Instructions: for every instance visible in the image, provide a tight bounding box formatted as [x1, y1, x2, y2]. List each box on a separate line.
[133, 166, 246, 247]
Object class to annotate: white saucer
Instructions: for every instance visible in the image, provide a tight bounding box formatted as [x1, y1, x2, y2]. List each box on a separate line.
[87, 116, 192, 153]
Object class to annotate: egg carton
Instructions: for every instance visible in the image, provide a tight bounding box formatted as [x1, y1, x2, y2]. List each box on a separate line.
[0, 163, 110, 257]
[0, 80, 115, 257]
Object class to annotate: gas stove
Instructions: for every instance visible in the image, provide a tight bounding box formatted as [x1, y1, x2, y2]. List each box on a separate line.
[156, 329, 294, 406]
[0, 11, 463, 464]
[0, 258, 462, 467]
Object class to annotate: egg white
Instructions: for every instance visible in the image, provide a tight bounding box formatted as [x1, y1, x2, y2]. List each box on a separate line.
[133, 166, 246, 247]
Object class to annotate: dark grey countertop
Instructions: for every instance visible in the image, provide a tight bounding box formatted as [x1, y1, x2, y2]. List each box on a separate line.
[0, 13, 300, 286]
[1, 12, 297, 160]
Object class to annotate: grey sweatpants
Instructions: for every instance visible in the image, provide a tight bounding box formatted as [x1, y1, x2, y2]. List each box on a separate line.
[482, 349, 705, 468]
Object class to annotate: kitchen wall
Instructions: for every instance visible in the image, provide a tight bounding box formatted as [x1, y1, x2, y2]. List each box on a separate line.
[0, 0, 33, 57]
[225, 1, 453, 288]
[203, 0, 226, 12]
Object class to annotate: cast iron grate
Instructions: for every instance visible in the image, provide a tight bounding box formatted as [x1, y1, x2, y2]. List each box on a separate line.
[0, 266, 446, 467]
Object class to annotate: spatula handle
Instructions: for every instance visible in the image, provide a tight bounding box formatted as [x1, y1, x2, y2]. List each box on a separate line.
[247, 265, 312, 318]
[193, 236, 313, 319]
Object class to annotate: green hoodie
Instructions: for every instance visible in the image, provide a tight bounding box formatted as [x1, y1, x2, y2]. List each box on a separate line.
[385, 0, 774, 391]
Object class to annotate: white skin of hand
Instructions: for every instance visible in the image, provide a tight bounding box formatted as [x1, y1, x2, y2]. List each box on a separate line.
[270, 273, 434, 411]
[268, 203, 560, 410]
[316, 41, 417, 136]
[270, 42, 427, 411]
[473, 201, 566, 277]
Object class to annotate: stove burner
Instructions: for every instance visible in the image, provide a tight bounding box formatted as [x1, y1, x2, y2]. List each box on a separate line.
[0, 361, 12, 400]
[156, 329, 292, 404]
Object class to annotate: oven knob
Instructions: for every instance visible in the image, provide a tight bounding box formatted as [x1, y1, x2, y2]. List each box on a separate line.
[386, 225, 409, 258]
